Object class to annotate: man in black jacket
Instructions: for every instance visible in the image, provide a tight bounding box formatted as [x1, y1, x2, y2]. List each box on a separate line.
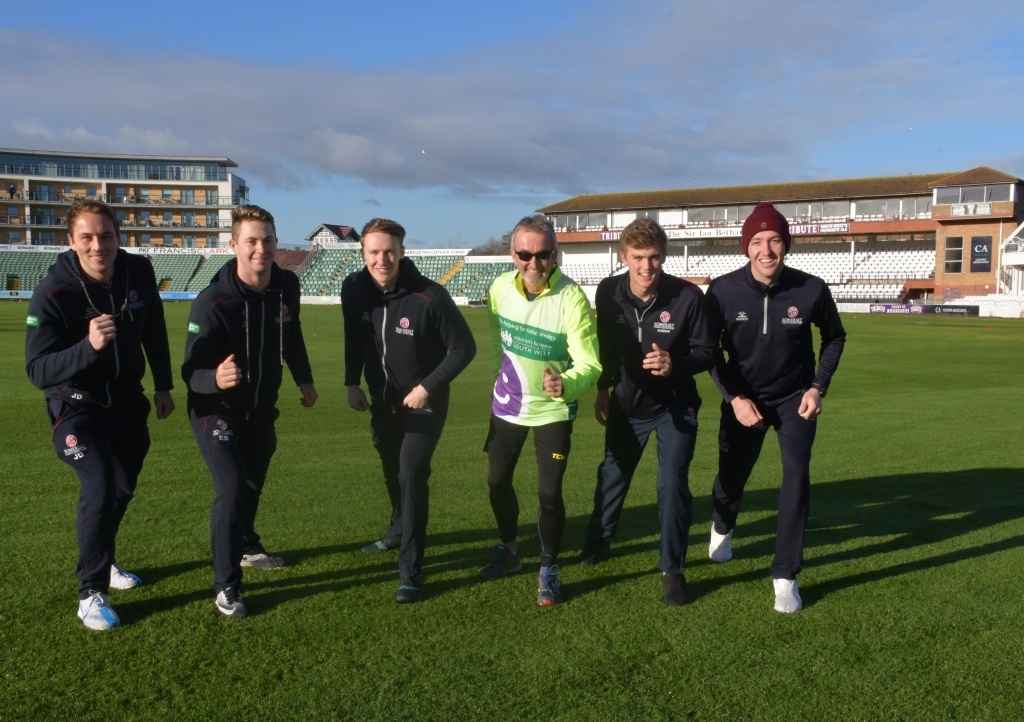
[343, 218, 476, 603]
[26, 199, 175, 630]
[182, 205, 317, 619]
[705, 202, 846, 613]
[577, 218, 716, 605]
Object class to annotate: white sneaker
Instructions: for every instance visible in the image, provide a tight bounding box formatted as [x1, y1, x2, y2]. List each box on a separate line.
[240, 552, 285, 569]
[78, 591, 120, 630]
[773, 578, 802, 613]
[215, 588, 248, 618]
[110, 563, 141, 590]
[709, 524, 733, 562]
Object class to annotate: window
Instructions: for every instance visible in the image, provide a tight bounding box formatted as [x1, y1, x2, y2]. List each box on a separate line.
[207, 235, 219, 248]
[163, 234, 173, 247]
[183, 211, 195, 227]
[38, 231, 56, 243]
[687, 207, 713, 224]
[855, 199, 887, 217]
[987, 184, 1012, 202]
[944, 237, 963, 274]
[141, 234, 152, 246]
[86, 185, 97, 198]
[961, 186, 985, 203]
[181, 188, 195, 204]
[822, 200, 849, 219]
[935, 187, 960, 204]
[115, 187, 126, 202]
[183, 234, 196, 248]
[163, 211, 173, 224]
[206, 189, 219, 205]
[162, 188, 173, 201]
[8, 230, 21, 243]
[659, 209, 683, 226]
[206, 212, 219, 227]
[139, 188, 150, 201]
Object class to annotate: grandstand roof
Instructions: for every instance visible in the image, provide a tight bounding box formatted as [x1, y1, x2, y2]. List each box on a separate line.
[0, 147, 237, 166]
[536, 167, 1023, 214]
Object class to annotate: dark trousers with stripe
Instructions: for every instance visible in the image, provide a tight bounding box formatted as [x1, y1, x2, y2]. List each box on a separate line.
[190, 408, 278, 593]
[47, 395, 151, 598]
[370, 393, 449, 580]
[711, 394, 817, 580]
[485, 416, 573, 567]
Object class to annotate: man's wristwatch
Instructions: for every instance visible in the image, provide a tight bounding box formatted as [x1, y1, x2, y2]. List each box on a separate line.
[810, 382, 827, 397]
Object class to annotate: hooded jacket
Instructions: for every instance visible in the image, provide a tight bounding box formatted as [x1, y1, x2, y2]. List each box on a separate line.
[182, 259, 313, 417]
[707, 263, 846, 407]
[342, 257, 475, 410]
[595, 271, 716, 419]
[25, 248, 173, 407]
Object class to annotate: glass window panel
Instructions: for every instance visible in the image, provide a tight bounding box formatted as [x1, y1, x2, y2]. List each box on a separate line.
[986, 184, 1011, 202]
[935, 187, 960, 204]
[961, 186, 985, 202]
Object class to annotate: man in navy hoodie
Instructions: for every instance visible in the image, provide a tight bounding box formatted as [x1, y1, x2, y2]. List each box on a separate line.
[577, 217, 716, 606]
[342, 218, 475, 604]
[705, 202, 846, 613]
[183, 204, 317, 619]
[26, 198, 175, 630]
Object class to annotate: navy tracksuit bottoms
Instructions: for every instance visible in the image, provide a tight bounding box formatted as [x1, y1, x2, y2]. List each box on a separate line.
[190, 408, 278, 593]
[47, 394, 151, 598]
[711, 393, 817, 579]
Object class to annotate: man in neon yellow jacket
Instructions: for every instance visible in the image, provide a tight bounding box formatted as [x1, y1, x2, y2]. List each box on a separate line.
[478, 214, 601, 606]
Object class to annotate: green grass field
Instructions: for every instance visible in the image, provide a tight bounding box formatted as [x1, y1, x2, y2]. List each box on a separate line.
[1, 301, 1022, 721]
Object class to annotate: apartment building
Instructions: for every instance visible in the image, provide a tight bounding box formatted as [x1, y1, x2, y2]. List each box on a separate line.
[0, 148, 248, 249]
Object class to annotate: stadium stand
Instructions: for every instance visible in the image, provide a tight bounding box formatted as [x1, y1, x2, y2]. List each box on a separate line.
[0, 250, 60, 291]
[443, 260, 514, 303]
[186, 254, 233, 292]
[300, 248, 362, 296]
[406, 253, 463, 282]
[149, 254, 201, 292]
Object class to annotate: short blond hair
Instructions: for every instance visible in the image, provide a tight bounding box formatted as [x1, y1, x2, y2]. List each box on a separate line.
[231, 205, 276, 237]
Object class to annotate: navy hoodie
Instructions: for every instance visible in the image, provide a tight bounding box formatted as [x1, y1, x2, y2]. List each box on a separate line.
[595, 271, 716, 419]
[342, 257, 476, 410]
[182, 259, 313, 418]
[25, 248, 173, 407]
[706, 263, 846, 406]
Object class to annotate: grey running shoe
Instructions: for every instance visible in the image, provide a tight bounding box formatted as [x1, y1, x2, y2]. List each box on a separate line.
[361, 536, 401, 554]
[240, 552, 285, 569]
[479, 545, 523, 580]
[395, 576, 425, 604]
[216, 588, 248, 618]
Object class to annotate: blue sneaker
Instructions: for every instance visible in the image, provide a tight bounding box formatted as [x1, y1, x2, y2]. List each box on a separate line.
[78, 591, 120, 630]
[396, 576, 425, 604]
[537, 565, 562, 607]
[479, 545, 522, 580]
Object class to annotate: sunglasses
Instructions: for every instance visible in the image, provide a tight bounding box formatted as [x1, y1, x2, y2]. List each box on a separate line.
[514, 249, 554, 262]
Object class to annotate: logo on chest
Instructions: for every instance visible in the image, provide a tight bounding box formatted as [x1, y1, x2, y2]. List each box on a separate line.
[781, 306, 803, 325]
[653, 310, 674, 333]
[395, 316, 414, 336]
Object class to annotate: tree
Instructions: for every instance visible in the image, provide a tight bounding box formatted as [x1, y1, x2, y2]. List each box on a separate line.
[473, 230, 513, 256]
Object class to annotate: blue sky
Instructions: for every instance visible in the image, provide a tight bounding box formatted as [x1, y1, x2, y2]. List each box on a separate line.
[3, 1, 1023, 248]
